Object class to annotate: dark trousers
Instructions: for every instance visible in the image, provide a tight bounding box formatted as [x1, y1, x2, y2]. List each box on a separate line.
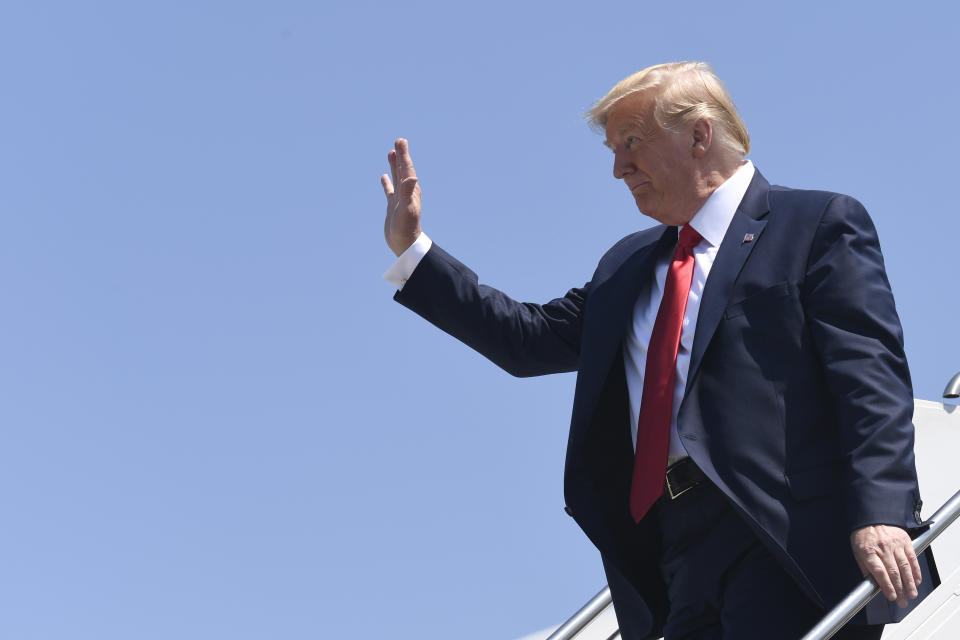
[655, 478, 883, 640]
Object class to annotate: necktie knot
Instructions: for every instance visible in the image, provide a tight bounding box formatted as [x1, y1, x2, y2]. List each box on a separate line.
[678, 225, 702, 251]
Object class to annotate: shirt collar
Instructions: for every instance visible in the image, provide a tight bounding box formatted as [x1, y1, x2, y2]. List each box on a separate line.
[685, 160, 755, 248]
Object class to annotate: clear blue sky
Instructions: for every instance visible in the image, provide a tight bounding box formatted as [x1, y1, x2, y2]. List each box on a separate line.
[2, 1, 958, 638]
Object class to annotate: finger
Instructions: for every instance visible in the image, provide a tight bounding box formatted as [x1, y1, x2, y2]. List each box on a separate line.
[400, 176, 419, 199]
[395, 138, 417, 182]
[388, 149, 399, 191]
[880, 548, 906, 606]
[909, 547, 923, 586]
[381, 174, 395, 197]
[895, 546, 919, 599]
[866, 555, 897, 603]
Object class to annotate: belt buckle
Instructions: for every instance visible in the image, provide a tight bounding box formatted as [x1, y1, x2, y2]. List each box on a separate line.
[665, 464, 700, 500]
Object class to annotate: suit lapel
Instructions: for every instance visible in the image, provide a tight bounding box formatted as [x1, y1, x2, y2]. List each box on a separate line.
[586, 227, 674, 363]
[571, 226, 675, 433]
[685, 172, 771, 391]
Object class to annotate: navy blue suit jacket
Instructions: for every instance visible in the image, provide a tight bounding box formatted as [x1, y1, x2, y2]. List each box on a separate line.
[394, 171, 935, 638]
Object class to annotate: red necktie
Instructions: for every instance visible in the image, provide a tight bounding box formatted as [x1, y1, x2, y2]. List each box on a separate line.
[629, 225, 702, 522]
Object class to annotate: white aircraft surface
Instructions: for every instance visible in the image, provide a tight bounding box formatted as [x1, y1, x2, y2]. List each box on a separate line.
[519, 398, 960, 640]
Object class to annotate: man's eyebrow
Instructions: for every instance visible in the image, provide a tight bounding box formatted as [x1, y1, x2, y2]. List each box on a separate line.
[604, 123, 645, 149]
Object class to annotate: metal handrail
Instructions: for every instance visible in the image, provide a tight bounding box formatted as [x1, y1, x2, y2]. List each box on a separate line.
[546, 586, 612, 640]
[801, 487, 960, 640]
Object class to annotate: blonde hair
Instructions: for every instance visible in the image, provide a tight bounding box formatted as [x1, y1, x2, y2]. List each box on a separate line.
[587, 61, 750, 158]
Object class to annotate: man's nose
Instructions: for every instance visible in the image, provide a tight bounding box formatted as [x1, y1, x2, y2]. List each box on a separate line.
[613, 152, 634, 180]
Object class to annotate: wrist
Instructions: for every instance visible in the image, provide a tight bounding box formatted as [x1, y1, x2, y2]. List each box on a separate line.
[390, 229, 422, 257]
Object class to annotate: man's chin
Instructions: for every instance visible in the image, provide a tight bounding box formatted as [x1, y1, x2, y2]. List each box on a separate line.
[636, 206, 688, 227]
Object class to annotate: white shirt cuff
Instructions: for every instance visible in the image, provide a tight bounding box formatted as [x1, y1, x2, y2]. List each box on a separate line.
[383, 233, 433, 290]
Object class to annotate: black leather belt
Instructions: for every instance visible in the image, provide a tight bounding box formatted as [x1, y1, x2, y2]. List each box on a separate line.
[664, 457, 706, 500]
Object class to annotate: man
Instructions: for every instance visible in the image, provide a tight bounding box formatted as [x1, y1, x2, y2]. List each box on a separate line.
[380, 62, 936, 639]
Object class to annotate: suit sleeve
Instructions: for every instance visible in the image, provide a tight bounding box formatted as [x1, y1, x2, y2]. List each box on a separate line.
[394, 243, 586, 378]
[802, 195, 921, 532]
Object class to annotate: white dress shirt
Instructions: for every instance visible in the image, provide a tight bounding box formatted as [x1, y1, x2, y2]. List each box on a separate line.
[624, 161, 755, 460]
[383, 161, 756, 461]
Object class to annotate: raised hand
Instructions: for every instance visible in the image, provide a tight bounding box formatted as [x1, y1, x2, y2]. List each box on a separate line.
[381, 138, 422, 256]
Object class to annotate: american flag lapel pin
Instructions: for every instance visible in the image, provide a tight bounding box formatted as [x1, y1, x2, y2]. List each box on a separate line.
[742, 233, 755, 244]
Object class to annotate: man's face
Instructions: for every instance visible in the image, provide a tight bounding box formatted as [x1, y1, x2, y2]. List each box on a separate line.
[604, 91, 702, 226]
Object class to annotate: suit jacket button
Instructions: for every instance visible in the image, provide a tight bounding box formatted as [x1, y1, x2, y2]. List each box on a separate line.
[564, 506, 574, 517]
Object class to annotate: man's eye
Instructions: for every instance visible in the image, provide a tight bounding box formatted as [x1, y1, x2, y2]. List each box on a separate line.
[626, 136, 640, 148]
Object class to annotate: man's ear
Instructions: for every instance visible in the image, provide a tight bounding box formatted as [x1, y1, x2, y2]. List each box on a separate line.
[691, 118, 712, 158]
